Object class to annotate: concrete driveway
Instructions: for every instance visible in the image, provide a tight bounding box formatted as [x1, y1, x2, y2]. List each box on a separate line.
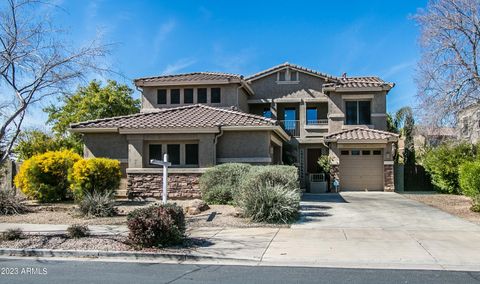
[292, 192, 480, 231]
[260, 192, 480, 270]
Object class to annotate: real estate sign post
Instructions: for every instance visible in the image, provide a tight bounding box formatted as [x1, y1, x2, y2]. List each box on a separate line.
[150, 154, 171, 204]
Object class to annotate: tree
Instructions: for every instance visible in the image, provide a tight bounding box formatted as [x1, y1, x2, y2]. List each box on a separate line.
[0, 0, 108, 164]
[14, 129, 81, 161]
[391, 107, 415, 166]
[414, 0, 480, 125]
[44, 80, 140, 135]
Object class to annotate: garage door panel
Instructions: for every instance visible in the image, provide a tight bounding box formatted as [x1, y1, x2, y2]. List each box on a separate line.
[340, 151, 383, 191]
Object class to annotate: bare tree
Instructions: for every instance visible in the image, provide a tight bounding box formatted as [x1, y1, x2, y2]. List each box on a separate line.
[0, 0, 108, 163]
[414, 0, 480, 126]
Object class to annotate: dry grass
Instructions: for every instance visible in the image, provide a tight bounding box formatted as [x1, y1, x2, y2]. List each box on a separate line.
[403, 192, 480, 225]
[0, 200, 287, 228]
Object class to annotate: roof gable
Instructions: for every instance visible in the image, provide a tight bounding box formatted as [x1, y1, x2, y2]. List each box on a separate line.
[245, 62, 337, 82]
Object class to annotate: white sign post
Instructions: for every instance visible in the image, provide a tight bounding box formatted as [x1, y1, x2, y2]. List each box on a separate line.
[150, 154, 172, 204]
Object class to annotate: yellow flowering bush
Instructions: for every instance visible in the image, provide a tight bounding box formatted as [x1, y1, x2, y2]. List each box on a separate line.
[69, 158, 121, 200]
[14, 150, 81, 202]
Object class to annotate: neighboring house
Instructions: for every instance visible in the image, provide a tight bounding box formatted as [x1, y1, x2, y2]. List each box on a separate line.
[413, 126, 457, 149]
[458, 103, 480, 144]
[70, 63, 398, 197]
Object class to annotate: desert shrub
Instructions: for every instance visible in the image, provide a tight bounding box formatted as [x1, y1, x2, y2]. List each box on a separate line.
[67, 224, 90, 238]
[459, 161, 480, 212]
[0, 189, 30, 215]
[70, 158, 121, 200]
[239, 183, 300, 224]
[14, 150, 81, 202]
[240, 165, 299, 195]
[201, 185, 234, 205]
[127, 204, 185, 248]
[200, 163, 251, 204]
[422, 142, 477, 194]
[78, 191, 117, 217]
[1, 228, 23, 241]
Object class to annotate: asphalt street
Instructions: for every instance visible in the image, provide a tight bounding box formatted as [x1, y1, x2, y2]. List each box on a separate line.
[0, 258, 479, 284]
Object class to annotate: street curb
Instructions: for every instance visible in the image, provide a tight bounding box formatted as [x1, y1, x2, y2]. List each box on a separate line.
[0, 247, 259, 264]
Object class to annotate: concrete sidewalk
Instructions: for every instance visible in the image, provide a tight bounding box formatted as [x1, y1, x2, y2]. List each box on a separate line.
[1, 223, 480, 271]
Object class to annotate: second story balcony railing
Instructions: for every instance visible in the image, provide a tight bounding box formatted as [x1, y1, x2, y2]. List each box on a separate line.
[279, 120, 300, 137]
[306, 119, 328, 125]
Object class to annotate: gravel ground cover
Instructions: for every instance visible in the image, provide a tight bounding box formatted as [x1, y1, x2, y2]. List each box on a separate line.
[403, 192, 480, 225]
[0, 200, 287, 228]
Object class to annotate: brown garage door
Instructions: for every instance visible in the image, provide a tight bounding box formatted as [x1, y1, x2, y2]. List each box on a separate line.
[339, 149, 383, 191]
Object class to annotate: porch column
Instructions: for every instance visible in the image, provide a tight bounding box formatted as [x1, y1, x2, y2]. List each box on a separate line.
[128, 138, 143, 168]
[299, 100, 306, 138]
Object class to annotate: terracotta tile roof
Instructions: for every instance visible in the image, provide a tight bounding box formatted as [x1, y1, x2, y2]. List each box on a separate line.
[245, 62, 337, 81]
[70, 104, 276, 130]
[134, 72, 243, 85]
[323, 76, 394, 89]
[325, 127, 399, 142]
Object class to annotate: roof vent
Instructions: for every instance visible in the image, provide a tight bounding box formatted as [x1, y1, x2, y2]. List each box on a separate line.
[230, 106, 237, 111]
[342, 72, 347, 78]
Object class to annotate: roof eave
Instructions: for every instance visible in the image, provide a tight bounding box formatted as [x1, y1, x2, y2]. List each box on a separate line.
[68, 127, 118, 133]
[135, 79, 242, 87]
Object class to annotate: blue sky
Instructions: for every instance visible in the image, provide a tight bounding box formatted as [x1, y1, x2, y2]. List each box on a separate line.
[27, 0, 427, 128]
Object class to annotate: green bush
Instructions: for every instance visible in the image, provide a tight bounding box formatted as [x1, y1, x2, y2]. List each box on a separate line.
[1, 228, 23, 241]
[67, 224, 90, 238]
[422, 142, 477, 194]
[240, 165, 299, 195]
[200, 163, 251, 204]
[201, 185, 234, 205]
[14, 150, 81, 202]
[69, 158, 122, 200]
[459, 161, 480, 212]
[0, 189, 30, 215]
[78, 191, 117, 217]
[127, 204, 185, 248]
[240, 183, 300, 223]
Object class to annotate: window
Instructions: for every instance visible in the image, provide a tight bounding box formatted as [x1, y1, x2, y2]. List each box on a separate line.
[345, 101, 371, 125]
[290, 71, 298, 81]
[362, 150, 371, 155]
[170, 89, 180, 104]
[278, 71, 286, 81]
[149, 144, 162, 164]
[306, 107, 318, 125]
[351, 150, 360, 155]
[373, 150, 382, 155]
[263, 108, 272, 118]
[185, 144, 199, 165]
[197, 88, 207, 103]
[211, 88, 221, 103]
[167, 144, 180, 165]
[157, 89, 167, 104]
[341, 150, 349, 155]
[184, 88, 193, 104]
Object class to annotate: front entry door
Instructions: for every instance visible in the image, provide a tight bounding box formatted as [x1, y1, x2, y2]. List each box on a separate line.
[307, 148, 323, 173]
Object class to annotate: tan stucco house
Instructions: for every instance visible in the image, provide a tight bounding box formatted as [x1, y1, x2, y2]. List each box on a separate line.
[70, 63, 398, 198]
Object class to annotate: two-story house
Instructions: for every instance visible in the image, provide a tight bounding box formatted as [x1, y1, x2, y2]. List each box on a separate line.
[70, 63, 398, 198]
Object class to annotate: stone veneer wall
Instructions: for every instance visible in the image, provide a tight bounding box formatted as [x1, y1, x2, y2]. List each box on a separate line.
[383, 164, 395, 192]
[127, 172, 202, 199]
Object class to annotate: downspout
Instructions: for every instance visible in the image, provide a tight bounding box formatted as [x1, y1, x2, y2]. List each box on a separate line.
[135, 85, 144, 111]
[213, 126, 224, 165]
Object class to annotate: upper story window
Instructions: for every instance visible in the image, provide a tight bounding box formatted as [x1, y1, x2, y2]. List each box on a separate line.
[198, 88, 207, 103]
[157, 89, 167, 104]
[277, 69, 299, 84]
[345, 101, 371, 125]
[306, 107, 318, 125]
[263, 107, 272, 118]
[184, 88, 193, 104]
[211, 88, 221, 103]
[170, 89, 180, 104]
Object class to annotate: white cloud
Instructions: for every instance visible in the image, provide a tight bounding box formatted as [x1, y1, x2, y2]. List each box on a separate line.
[161, 58, 197, 74]
[151, 19, 176, 63]
[382, 61, 415, 78]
